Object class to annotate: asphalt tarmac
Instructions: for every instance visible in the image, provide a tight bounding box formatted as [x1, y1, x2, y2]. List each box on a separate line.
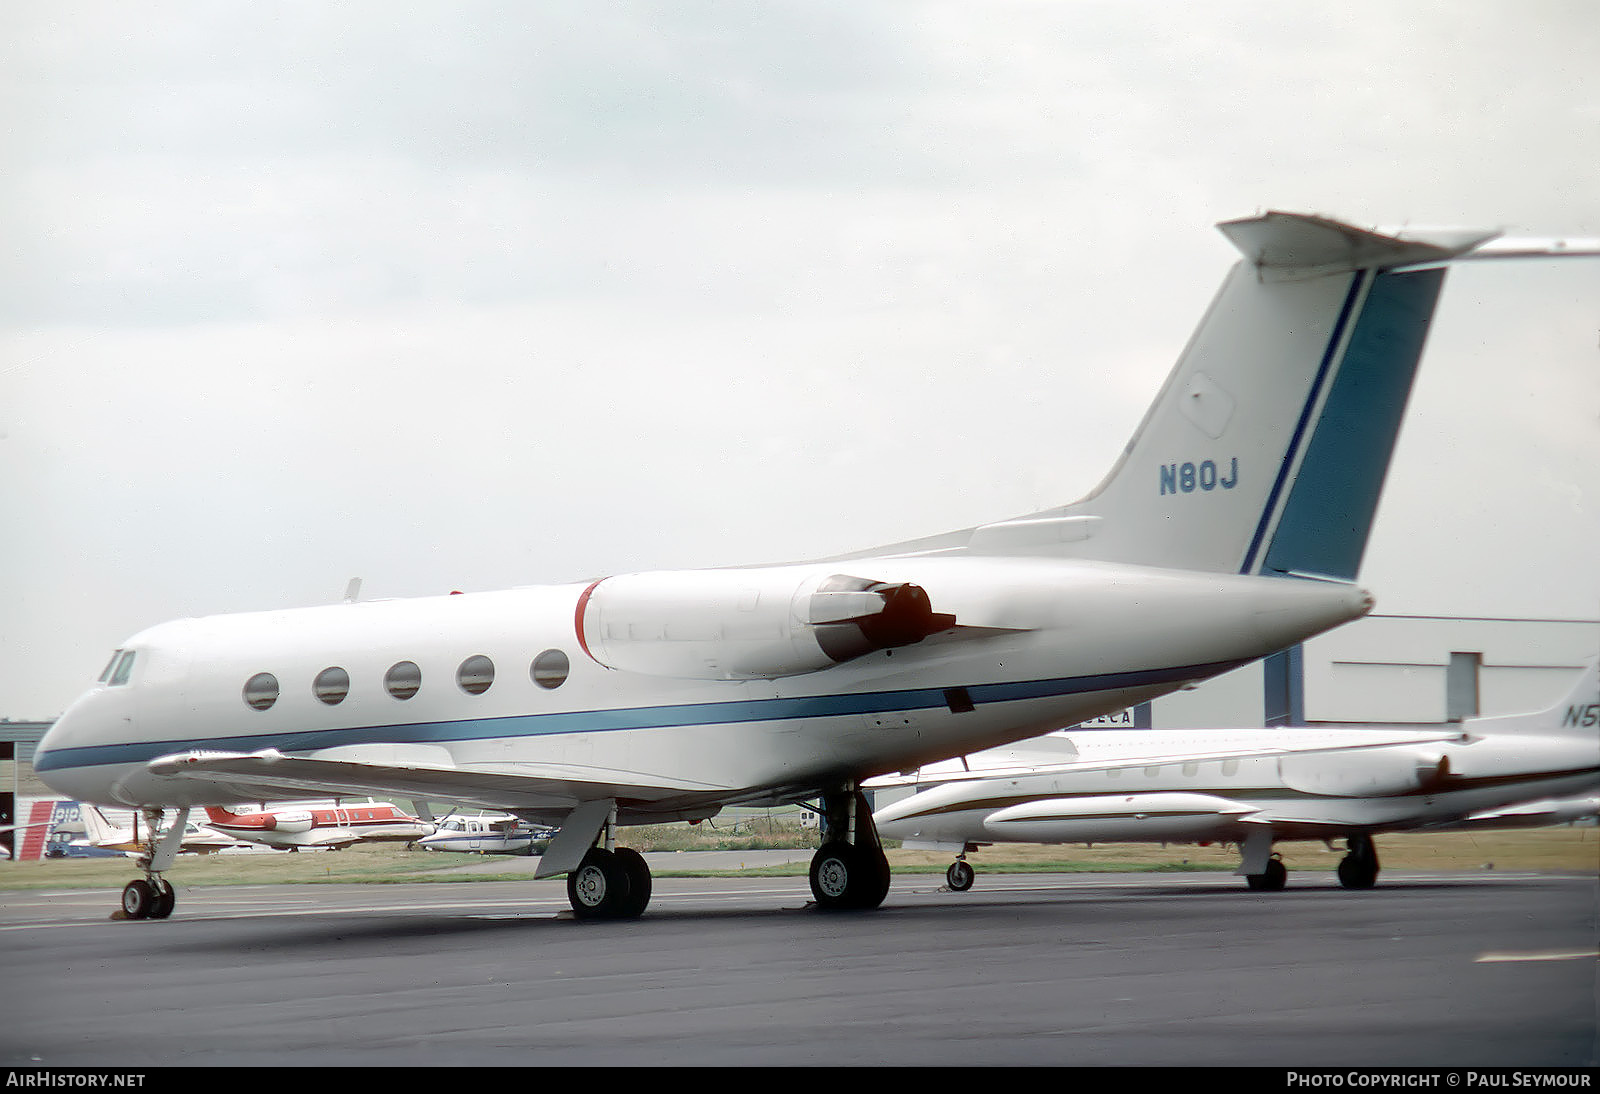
[1, 866, 1594, 1067]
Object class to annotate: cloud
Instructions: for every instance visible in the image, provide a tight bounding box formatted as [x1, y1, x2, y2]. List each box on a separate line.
[2, 2, 1597, 716]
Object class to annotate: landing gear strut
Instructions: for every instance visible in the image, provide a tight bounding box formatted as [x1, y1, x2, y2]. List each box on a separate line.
[1337, 834, 1380, 890]
[808, 788, 891, 911]
[120, 807, 188, 920]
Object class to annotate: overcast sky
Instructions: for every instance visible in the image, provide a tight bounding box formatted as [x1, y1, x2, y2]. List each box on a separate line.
[3, 2, 1597, 718]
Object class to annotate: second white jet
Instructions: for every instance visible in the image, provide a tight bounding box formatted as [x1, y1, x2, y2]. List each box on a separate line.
[873, 658, 1600, 891]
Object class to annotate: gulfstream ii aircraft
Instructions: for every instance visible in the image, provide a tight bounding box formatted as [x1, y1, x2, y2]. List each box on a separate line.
[872, 658, 1600, 893]
[34, 211, 1598, 921]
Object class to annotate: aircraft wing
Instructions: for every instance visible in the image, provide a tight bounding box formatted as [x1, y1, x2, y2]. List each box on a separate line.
[146, 747, 735, 827]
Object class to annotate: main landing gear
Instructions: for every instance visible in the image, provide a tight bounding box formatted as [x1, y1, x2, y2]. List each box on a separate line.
[567, 846, 653, 920]
[1244, 855, 1288, 891]
[1239, 829, 1287, 891]
[946, 854, 975, 892]
[564, 806, 653, 920]
[1236, 832, 1382, 892]
[1336, 834, 1380, 890]
[808, 789, 891, 911]
[118, 807, 189, 920]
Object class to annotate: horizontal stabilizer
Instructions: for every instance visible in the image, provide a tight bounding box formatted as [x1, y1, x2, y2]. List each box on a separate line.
[1221, 212, 1600, 282]
[1220, 212, 1500, 281]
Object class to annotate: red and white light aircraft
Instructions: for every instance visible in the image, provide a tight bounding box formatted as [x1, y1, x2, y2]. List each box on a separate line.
[34, 212, 1599, 921]
[200, 800, 434, 850]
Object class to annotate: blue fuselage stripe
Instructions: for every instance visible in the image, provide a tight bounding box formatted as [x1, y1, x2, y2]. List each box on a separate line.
[33, 658, 1247, 774]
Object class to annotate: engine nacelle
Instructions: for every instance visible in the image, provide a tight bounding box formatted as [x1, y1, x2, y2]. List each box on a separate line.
[264, 809, 315, 833]
[576, 568, 956, 680]
[1278, 748, 1449, 798]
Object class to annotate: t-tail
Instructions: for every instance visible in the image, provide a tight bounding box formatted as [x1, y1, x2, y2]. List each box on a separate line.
[871, 212, 1600, 578]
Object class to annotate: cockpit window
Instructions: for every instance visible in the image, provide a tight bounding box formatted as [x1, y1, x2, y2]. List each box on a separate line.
[98, 650, 123, 683]
[108, 651, 137, 687]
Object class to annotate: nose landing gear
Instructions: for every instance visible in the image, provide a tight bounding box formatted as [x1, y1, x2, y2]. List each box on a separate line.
[118, 807, 188, 920]
[945, 855, 975, 892]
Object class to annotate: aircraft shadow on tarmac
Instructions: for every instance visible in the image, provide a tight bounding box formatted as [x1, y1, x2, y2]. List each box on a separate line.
[109, 873, 1587, 957]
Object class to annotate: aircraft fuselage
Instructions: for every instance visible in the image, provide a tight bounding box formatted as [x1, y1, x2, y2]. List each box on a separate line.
[36, 556, 1371, 820]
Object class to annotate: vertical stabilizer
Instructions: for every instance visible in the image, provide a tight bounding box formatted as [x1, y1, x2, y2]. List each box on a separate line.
[923, 212, 1600, 578]
[1466, 658, 1600, 738]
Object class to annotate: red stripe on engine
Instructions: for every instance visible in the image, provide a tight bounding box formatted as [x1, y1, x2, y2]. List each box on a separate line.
[574, 579, 605, 663]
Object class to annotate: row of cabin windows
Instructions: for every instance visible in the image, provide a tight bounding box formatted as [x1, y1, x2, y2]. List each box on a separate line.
[242, 649, 571, 712]
[1104, 759, 1241, 777]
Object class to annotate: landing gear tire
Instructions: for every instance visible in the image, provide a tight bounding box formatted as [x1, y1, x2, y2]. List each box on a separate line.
[1337, 836, 1379, 890]
[611, 847, 653, 919]
[809, 841, 890, 910]
[150, 879, 176, 920]
[809, 841, 858, 909]
[121, 879, 156, 919]
[567, 848, 631, 920]
[1246, 856, 1288, 892]
[947, 859, 975, 892]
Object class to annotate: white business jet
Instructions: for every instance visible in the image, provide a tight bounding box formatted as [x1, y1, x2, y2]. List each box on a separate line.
[34, 211, 1598, 921]
[872, 659, 1600, 892]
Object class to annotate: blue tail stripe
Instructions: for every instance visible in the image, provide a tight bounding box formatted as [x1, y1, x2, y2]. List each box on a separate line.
[1262, 267, 1446, 580]
[1239, 271, 1369, 575]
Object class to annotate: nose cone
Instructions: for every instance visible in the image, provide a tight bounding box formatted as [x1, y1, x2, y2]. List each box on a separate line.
[33, 688, 134, 804]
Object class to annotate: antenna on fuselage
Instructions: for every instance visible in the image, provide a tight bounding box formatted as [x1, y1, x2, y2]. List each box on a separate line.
[342, 578, 362, 604]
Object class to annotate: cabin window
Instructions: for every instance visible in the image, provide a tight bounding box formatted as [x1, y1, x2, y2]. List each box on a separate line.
[314, 667, 350, 706]
[243, 672, 279, 711]
[385, 661, 422, 701]
[531, 649, 570, 690]
[457, 655, 495, 695]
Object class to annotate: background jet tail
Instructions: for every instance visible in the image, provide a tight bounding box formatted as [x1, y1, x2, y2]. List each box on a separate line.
[1465, 657, 1600, 738]
[926, 212, 1600, 578]
[81, 804, 125, 846]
